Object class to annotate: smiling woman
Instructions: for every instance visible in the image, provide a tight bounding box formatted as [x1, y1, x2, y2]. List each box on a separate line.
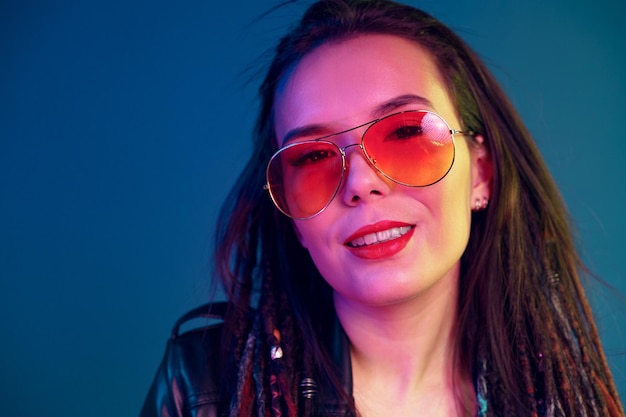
[276, 35, 486, 317]
[140, 1, 625, 417]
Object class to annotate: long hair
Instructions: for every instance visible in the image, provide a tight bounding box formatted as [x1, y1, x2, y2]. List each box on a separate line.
[213, 1, 624, 416]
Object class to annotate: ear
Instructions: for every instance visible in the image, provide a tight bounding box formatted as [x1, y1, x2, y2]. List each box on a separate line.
[469, 134, 493, 207]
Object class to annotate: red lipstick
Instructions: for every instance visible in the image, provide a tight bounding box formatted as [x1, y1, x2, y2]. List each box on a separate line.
[344, 221, 415, 260]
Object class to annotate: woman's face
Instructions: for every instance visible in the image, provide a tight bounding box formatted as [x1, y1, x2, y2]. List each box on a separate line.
[274, 34, 491, 308]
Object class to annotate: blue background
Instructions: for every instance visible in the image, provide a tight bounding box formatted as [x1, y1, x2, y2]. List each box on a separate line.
[1, 1, 624, 416]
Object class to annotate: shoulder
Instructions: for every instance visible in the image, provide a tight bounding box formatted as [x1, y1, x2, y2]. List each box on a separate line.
[140, 303, 229, 417]
[166, 303, 227, 400]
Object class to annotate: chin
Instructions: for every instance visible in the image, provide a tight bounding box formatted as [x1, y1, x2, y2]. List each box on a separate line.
[347, 280, 427, 306]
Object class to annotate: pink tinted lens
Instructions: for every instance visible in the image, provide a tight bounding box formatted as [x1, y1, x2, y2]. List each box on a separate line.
[267, 141, 343, 218]
[362, 111, 454, 186]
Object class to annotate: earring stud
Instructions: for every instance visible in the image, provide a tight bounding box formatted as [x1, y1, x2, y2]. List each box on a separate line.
[473, 196, 489, 211]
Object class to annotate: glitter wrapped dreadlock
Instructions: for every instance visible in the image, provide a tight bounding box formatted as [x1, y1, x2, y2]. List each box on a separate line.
[227, 260, 306, 417]
[470, 237, 624, 417]
[540, 240, 620, 417]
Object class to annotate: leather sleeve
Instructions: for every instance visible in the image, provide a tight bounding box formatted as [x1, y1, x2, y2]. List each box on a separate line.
[140, 304, 227, 417]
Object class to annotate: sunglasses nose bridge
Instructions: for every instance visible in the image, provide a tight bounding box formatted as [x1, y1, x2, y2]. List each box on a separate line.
[334, 119, 371, 157]
[340, 142, 362, 154]
[340, 142, 370, 167]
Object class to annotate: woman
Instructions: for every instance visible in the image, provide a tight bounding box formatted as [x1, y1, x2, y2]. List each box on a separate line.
[141, 1, 624, 416]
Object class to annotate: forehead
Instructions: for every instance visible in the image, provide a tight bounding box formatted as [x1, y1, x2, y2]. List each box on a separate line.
[274, 34, 454, 139]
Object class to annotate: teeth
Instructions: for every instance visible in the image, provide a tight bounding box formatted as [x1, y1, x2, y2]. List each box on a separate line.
[348, 226, 412, 248]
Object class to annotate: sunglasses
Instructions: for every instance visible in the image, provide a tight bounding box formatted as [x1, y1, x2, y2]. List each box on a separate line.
[265, 110, 474, 219]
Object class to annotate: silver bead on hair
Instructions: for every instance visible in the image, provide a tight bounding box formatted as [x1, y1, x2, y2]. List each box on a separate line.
[299, 377, 318, 399]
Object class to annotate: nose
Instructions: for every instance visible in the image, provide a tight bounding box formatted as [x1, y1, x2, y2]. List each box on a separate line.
[340, 144, 392, 207]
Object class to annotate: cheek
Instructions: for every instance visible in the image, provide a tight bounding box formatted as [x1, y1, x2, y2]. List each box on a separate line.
[293, 220, 321, 250]
[426, 151, 473, 233]
[293, 218, 338, 270]
[445, 165, 474, 239]
[447, 144, 474, 207]
[292, 221, 309, 249]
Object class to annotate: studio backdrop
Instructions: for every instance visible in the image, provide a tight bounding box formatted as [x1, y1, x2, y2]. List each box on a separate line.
[1, 1, 624, 416]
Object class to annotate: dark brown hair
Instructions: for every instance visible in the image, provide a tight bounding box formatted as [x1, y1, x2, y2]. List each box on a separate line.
[213, 1, 624, 416]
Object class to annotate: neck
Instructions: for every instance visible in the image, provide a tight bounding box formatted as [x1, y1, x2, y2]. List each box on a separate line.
[333, 270, 472, 416]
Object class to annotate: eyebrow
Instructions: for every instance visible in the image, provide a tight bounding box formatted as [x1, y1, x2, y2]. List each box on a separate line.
[370, 94, 433, 118]
[280, 94, 433, 145]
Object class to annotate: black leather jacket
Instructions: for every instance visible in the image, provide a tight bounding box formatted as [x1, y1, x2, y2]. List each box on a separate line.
[140, 303, 353, 417]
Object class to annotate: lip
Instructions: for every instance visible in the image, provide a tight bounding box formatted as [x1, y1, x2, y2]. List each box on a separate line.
[344, 221, 415, 260]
